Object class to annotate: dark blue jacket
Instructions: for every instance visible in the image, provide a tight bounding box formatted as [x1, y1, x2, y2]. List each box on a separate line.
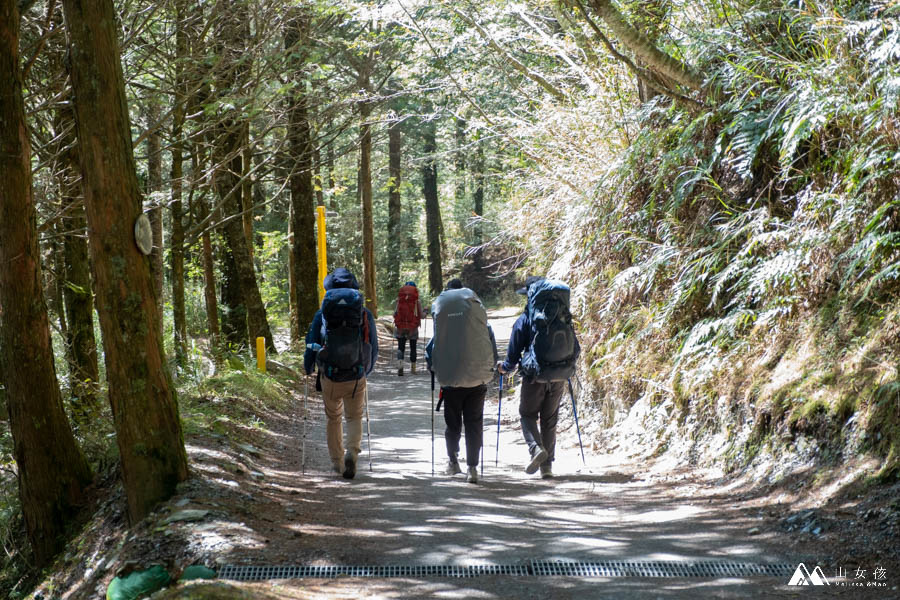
[303, 308, 378, 376]
[500, 313, 532, 374]
[501, 311, 581, 377]
[303, 268, 378, 375]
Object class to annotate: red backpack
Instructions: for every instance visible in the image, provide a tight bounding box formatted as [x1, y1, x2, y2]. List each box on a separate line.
[394, 284, 420, 330]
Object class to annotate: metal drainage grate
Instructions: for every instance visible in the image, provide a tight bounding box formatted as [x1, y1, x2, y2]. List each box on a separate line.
[530, 561, 793, 578]
[219, 561, 792, 581]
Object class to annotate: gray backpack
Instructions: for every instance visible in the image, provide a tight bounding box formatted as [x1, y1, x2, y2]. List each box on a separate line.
[430, 289, 494, 388]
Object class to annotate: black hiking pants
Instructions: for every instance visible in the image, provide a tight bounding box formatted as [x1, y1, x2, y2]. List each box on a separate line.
[442, 384, 486, 467]
[519, 379, 565, 463]
[397, 336, 417, 363]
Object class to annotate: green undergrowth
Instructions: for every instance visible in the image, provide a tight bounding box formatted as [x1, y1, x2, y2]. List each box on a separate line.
[511, 0, 900, 481]
[0, 351, 303, 599]
[180, 354, 301, 439]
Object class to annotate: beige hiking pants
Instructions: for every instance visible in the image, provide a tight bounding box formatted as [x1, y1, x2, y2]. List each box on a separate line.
[321, 375, 366, 466]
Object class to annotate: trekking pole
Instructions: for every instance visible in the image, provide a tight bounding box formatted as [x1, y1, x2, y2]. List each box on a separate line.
[430, 370, 435, 476]
[495, 374, 503, 467]
[364, 386, 373, 472]
[568, 379, 586, 466]
[302, 375, 309, 474]
[480, 414, 484, 479]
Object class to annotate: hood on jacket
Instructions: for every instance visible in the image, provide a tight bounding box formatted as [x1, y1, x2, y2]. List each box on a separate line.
[323, 267, 359, 290]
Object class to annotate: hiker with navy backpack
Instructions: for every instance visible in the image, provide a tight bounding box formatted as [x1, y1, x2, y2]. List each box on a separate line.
[304, 268, 379, 480]
[497, 276, 580, 479]
[393, 281, 425, 376]
[425, 279, 498, 484]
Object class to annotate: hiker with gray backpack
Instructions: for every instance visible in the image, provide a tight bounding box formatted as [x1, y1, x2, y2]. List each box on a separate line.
[304, 268, 379, 479]
[425, 279, 498, 484]
[497, 276, 580, 479]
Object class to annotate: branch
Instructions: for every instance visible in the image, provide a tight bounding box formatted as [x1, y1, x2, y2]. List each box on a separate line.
[573, 0, 704, 109]
[588, 0, 703, 92]
[452, 8, 568, 103]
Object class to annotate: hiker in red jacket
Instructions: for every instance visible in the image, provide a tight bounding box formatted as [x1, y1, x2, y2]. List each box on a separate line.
[393, 281, 425, 376]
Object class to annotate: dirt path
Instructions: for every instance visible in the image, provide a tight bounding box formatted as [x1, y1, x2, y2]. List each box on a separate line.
[72, 310, 892, 600]
[188, 309, 868, 599]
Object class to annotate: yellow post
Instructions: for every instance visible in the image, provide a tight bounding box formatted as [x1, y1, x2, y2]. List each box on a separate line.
[316, 205, 327, 302]
[256, 337, 266, 373]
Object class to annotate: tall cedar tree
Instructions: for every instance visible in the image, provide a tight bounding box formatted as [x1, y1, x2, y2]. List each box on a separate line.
[170, 0, 189, 365]
[0, 0, 93, 566]
[213, 0, 275, 354]
[455, 117, 467, 241]
[146, 101, 165, 339]
[422, 115, 443, 295]
[473, 133, 485, 248]
[56, 102, 100, 416]
[359, 69, 378, 316]
[61, 0, 189, 522]
[387, 114, 403, 292]
[286, 9, 320, 333]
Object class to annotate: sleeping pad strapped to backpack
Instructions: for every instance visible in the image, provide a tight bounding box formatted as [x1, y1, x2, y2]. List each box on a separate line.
[520, 279, 578, 382]
[394, 284, 420, 330]
[316, 288, 371, 382]
[430, 288, 494, 388]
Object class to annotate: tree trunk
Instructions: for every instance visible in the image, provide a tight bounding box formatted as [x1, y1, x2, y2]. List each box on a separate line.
[288, 202, 299, 348]
[216, 162, 274, 353]
[588, 0, 701, 91]
[455, 117, 467, 243]
[61, 0, 188, 523]
[50, 231, 68, 339]
[326, 142, 337, 213]
[50, 24, 100, 415]
[314, 141, 325, 207]
[422, 116, 443, 296]
[473, 133, 485, 247]
[61, 177, 100, 417]
[242, 124, 254, 260]
[147, 101, 165, 339]
[387, 116, 402, 293]
[200, 200, 221, 355]
[219, 238, 246, 347]
[213, 0, 275, 354]
[170, 0, 189, 366]
[286, 10, 320, 335]
[359, 75, 377, 316]
[0, 0, 93, 567]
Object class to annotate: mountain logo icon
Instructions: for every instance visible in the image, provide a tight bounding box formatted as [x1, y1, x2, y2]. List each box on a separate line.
[787, 563, 830, 586]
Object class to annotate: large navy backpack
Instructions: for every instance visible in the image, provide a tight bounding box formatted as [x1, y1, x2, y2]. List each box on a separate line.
[316, 288, 370, 382]
[520, 279, 578, 383]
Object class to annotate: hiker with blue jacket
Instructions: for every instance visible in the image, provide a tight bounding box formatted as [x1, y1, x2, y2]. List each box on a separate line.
[425, 279, 498, 484]
[497, 275, 580, 479]
[304, 268, 379, 479]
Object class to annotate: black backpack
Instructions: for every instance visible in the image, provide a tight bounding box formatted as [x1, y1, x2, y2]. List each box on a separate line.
[520, 279, 578, 383]
[316, 288, 370, 382]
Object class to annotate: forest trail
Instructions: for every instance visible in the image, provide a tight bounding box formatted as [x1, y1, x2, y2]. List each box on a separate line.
[158, 308, 837, 600]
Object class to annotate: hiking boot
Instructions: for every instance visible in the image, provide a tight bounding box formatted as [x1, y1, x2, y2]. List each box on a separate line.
[397, 365, 404, 377]
[342, 451, 357, 479]
[445, 461, 462, 476]
[410, 362, 417, 374]
[540, 463, 553, 479]
[525, 446, 548, 475]
[466, 466, 479, 484]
